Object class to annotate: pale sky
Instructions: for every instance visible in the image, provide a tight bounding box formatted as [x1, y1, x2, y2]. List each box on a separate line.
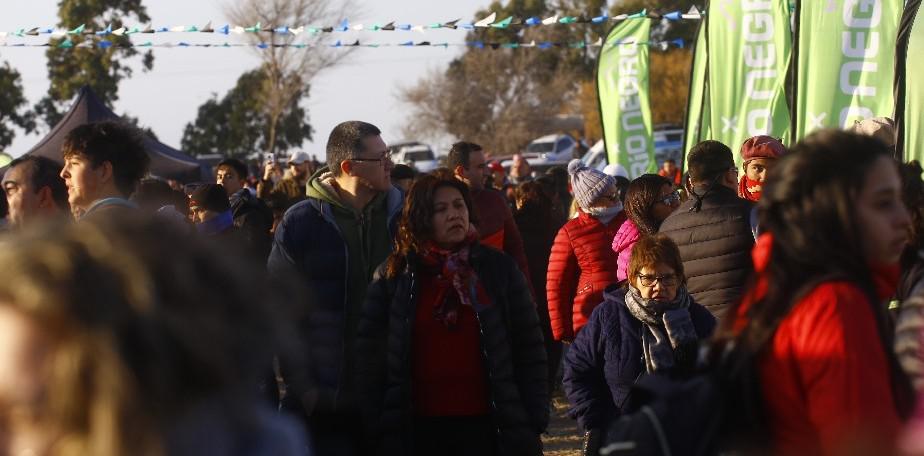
[0, 0, 492, 158]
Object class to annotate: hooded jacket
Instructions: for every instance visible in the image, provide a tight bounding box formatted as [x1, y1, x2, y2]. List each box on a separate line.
[267, 167, 403, 418]
[611, 220, 642, 283]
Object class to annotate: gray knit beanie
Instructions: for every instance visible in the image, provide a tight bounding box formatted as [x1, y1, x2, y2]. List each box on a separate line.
[568, 159, 615, 210]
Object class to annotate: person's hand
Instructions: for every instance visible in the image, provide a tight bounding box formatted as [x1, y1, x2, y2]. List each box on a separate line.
[263, 162, 277, 181]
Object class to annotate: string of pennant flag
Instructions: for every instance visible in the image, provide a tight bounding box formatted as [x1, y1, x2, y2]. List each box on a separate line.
[0, 37, 688, 51]
[0, 7, 704, 38]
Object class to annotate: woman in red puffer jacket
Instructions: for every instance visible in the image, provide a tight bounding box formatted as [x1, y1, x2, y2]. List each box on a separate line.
[719, 130, 915, 456]
[547, 160, 627, 342]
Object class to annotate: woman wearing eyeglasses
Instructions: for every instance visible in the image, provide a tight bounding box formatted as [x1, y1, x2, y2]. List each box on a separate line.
[611, 174, 682, 283]
[546, 160, 628, 343]
[562, 234, 716, 454]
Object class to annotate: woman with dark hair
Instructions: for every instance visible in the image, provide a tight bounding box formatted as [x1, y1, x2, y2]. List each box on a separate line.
[722, 130, 914, 455]
[611, 174, 681, 282]
[355, 174, 548, 455]
[563, 234, 715, 454]
[514, 180, 565, 393]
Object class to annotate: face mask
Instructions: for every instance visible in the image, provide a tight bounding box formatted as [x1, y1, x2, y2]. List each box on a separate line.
[587, 202, 623, 223]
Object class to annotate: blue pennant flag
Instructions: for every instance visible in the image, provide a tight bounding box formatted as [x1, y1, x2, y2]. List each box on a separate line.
[468, 41, 484, 48]
[157, 27, 169, 32]
[257, 42, 269, 49]
[399, 40, 414, 46]
[336, 19, 349, 32]
[525, 17, 541, 26]
[274, 26, 289, 34]
[663, 11, 682, 21]
[459, 22, 474, 30]
[96, 24, 112, 36]
[98, 40, 113, 48]
[671, 38, 685, 48]
[538, 41, 553, 49]
[218, 24, 229, 34]
[592, 15, 609, 23]
[331, 40, 342, 47]
[179, 42, 190, 46]
[398, 24, 412, 30]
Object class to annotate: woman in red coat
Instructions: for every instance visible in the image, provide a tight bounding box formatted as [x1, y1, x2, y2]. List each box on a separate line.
[546, 160, 627, 342]
[723, 130, 915, 456]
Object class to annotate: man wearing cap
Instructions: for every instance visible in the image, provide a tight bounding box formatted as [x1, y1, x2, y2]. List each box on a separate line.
[258, 151, 314, 208]
[659, 140, 755, 322]
[737, 135, 787, 202]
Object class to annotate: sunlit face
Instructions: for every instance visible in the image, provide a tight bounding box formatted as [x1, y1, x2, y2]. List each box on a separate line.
[662, 161, 677, 173]
[216, 166, 243, 196]
[3, 163, 43, 227]
[431, 186, 470, 249]
[632, 263, 680, 302]
[60, 154, 104, 212]
[459, 150, 486, 191]
[857, 156, 911, 265]
[350, 135, 393, 192]
[745, 158, 772, 184]
[650, 183, 681, 222]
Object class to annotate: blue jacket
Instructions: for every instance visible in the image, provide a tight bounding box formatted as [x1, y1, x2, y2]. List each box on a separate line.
[267, 184, 403, 416]
[562, 284, 716, 430]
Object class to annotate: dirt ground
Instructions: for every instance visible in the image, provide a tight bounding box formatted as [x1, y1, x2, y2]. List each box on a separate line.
[542, 394, 583, 456]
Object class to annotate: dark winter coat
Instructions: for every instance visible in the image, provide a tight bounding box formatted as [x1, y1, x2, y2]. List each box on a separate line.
[658, 184, 754, 322]
[266, 183, 403, 418]
[563, 284, 716, 430]
[230, 189, 274, 261]
[355, 244, 549, 455]
[546, 209, 627, 341]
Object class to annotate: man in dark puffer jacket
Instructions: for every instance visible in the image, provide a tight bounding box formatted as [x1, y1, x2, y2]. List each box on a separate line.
[658, 140, 755, 323]
[355, 244, 549, 455]
[267, 121, 403, 455]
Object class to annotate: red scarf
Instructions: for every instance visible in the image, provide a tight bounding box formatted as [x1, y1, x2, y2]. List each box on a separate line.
[738, 175, 763, 202]
[419, 228, 492, 329]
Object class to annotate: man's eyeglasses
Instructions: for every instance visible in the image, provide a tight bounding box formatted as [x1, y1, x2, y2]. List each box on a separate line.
[636, 273, 678, 287]
[350, 151, 393, 165]
[655, 190, 681, 207]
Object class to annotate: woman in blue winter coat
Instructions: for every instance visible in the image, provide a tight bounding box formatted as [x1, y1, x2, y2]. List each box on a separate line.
[563, 234, 716, 454]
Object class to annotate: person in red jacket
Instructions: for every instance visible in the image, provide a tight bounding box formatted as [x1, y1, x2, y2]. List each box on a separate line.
[722, 130, 914, 456]
[736, 135, 786, 202]
[449, 141, 531, 288]
[546, 159, 627, 342]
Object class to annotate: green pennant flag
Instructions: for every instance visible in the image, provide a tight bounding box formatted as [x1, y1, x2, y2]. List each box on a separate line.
[598, 18, 654, 178]
[683, 20, 709, 170]
[706, 0, 791, 164]
[245, 22, 262, 33]
[792, 0, 902, 140]
[490, 16, 513, 28]
[896, 0, 923, 161]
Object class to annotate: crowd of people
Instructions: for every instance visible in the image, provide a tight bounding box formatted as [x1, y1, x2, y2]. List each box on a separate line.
[0, 116, 923, 456]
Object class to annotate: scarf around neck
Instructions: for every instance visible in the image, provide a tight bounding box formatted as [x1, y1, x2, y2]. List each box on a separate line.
[738, 175, 763, 202]
[586, 203, 624, 224]
[624, 285, 698, 373]
[419, 227, 492, 329]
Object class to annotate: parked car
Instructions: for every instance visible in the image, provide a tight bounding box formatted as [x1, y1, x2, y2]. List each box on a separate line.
[524, 134, 578, 162]
[580, 128, 685, 175]
[388, 141, 440, 173]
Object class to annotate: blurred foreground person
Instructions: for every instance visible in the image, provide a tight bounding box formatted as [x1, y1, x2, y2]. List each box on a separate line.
[896, 161, 924, 392]
[2, 156, 69, 227]
[59, 121, 149, 221]
[356, 174, 548, 456]
[723, 130, 914, 456]
[0, 216, 306, 455]
[564, 235, 715, 455]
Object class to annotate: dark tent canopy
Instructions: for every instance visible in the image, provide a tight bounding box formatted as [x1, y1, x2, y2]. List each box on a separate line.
[20, 86, 207, 183]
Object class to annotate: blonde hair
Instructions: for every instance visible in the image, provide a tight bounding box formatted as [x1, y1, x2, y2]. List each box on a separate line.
[0, 216, 292, 456]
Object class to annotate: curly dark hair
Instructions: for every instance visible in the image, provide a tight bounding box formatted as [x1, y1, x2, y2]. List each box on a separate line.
[62, 121, 150, 197]
[385, 174, 478, 278]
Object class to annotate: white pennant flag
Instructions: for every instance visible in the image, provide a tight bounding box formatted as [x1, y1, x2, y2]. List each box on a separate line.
[474, 12, 496, 27]
[542, 15, 559, 25]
